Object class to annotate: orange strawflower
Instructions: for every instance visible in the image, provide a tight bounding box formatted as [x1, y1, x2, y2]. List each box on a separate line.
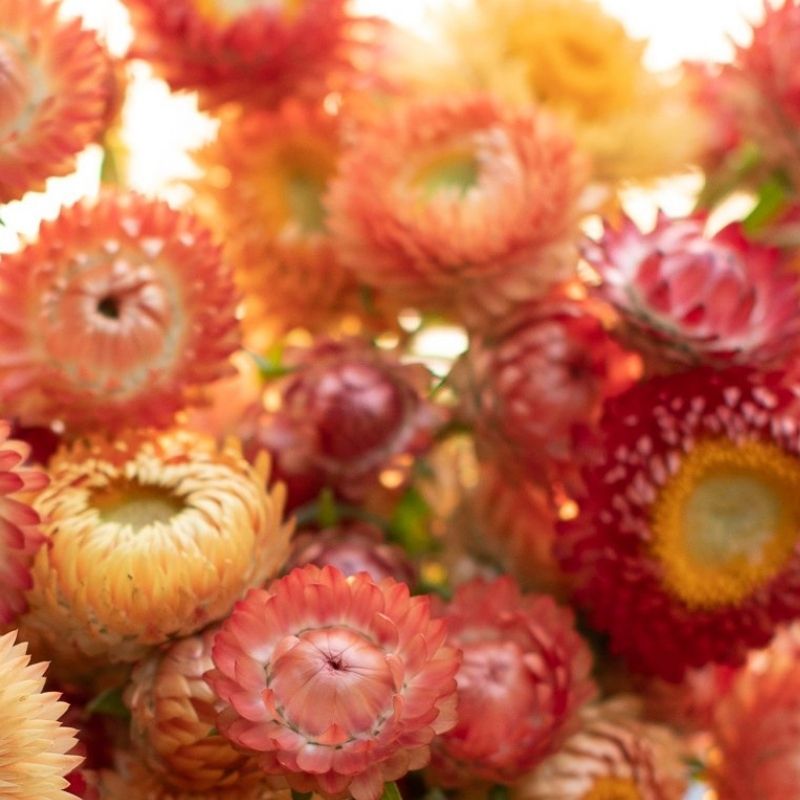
[0, 193, 240, 433]
[193, 103, 392, 345]
[23, 430, 290, 666]
[327, 95, 588, 326]
[126, 0, 381, 110]
[0, 0, 112, 201]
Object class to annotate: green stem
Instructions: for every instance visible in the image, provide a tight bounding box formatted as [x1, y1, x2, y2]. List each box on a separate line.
[380, 782, 403, 800]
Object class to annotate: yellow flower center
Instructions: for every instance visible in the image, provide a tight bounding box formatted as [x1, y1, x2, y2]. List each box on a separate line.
[651, 439, 800, 609]
[581, 777, 642, 800]
[412, 147, 480, 200]
[94, 482, 185, 529]
[193, 0, 303, 24]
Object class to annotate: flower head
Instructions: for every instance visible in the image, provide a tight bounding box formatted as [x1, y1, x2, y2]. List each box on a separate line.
[126, 0, 380, 110]
[558, 368, 800, 680]
[193, 103, 392, 345]
[266, 338, 442, 500]
[708, 625, 800, 799]
[0, 631, 81, 799]
[207, 565, 460, 800]
[431, 577, 595, 786]
[327, 95, 587, 326]
[514, 699, 688, 800]
[583, 213, 800, 372]
[23, 430, 290, 666]
[126, 627, 269, 794]
[0, 420, 47, 626]
[456, 292, 636, 487]
[0, 0, 112, 201]
[285, 522, 416, 585]
[0, 193, 240, 432]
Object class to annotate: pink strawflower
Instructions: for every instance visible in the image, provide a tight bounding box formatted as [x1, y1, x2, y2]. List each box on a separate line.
[583, 213, 800, 372]
[285, 522, 416, 585]
[0, 419, 48, 626]
[431, 577, 596, 787]
[207, 565, 460, 800]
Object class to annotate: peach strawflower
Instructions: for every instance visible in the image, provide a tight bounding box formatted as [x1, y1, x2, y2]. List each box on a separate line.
[0, 420, 48, 626]
[514, 698, 688, 800]
[193, 103, 392, 345]
[431, 577, 595, 787]
[0, 0, 112, 202]
[431, 0, 705, 181]
[327, 95, 588, 326]
[126, 0, 380, 110]
[0, 630, 81, 799]
[0, 193, 240, 433]
[96, 753, 291, 800]
[558, 368, 800, 680]
[708, 625, 800, 799]
[206, 565, 461, 800]
[23, 430, 290, 666]
[125, 627, 272, 794]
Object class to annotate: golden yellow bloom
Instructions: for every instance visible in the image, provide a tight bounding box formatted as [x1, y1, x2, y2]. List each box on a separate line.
[426, 0, 705, 181]
[23, 431, 291, 667]
[0, 631, 81, 799]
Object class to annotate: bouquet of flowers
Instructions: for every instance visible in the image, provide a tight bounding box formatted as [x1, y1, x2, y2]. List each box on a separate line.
[2, 1, 800, 798]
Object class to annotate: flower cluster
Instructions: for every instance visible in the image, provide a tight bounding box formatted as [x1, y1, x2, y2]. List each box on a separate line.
[4, 0, 800, 798]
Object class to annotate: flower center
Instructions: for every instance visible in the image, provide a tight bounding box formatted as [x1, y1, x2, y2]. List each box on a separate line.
[286, 168, 327, 234]
[194, 0, 303, 24]
[96, 295, 121, 320]
[651, 439, 800, 609]
[268, 626, 395, 740]
[412, 146, 480, 200]
[581, 776, 642, 800]
[93, 482, 185, 529]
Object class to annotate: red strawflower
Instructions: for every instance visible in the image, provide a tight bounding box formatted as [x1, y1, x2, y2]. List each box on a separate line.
[0, 420, 47, 626]
[583, 213, 800, 372]
[558, 368, 800, 680]
[207, 565, 460, 800]
[285, 522, 416, 585]
[430, 577, 596, 787]
[0, 193, 239, 432]
[327, 95, 588, 326]
[455, 292, 636, 488]
[126, 0, 381, 110]
[0, 0, 112, 201]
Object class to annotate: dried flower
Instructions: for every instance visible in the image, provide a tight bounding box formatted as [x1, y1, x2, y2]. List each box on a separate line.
[207, 565, 460, 800]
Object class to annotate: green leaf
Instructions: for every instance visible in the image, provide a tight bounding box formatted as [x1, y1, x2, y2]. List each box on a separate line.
[743, 172, 791, 235]
[380, 782, 403, 800]
[317, 487, 340, 528]
[86, 686, 130, 720]
[694, 141, 762, 212]
[248, 349, 294, 381]
[290, 791, 313, 800]
[389, 486, 435, 556]
[488, 787, 510, 800]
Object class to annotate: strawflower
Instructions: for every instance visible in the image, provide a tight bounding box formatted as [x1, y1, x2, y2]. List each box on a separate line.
[514, 698, 688, 800]
[583, 213, 800, 372]
[0, 0, 112, 201]
[0, 193, 240, 433]
[207, 565, 460, 800]
[0, 420, 48, 626]
[23, 430, 290, 666]
[0, 630, 81, 799]
[327, 94, 587, 326]
[431, 577, 595, 787]
[558, 368, 800, 680]
[126, 0, 380, 110]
